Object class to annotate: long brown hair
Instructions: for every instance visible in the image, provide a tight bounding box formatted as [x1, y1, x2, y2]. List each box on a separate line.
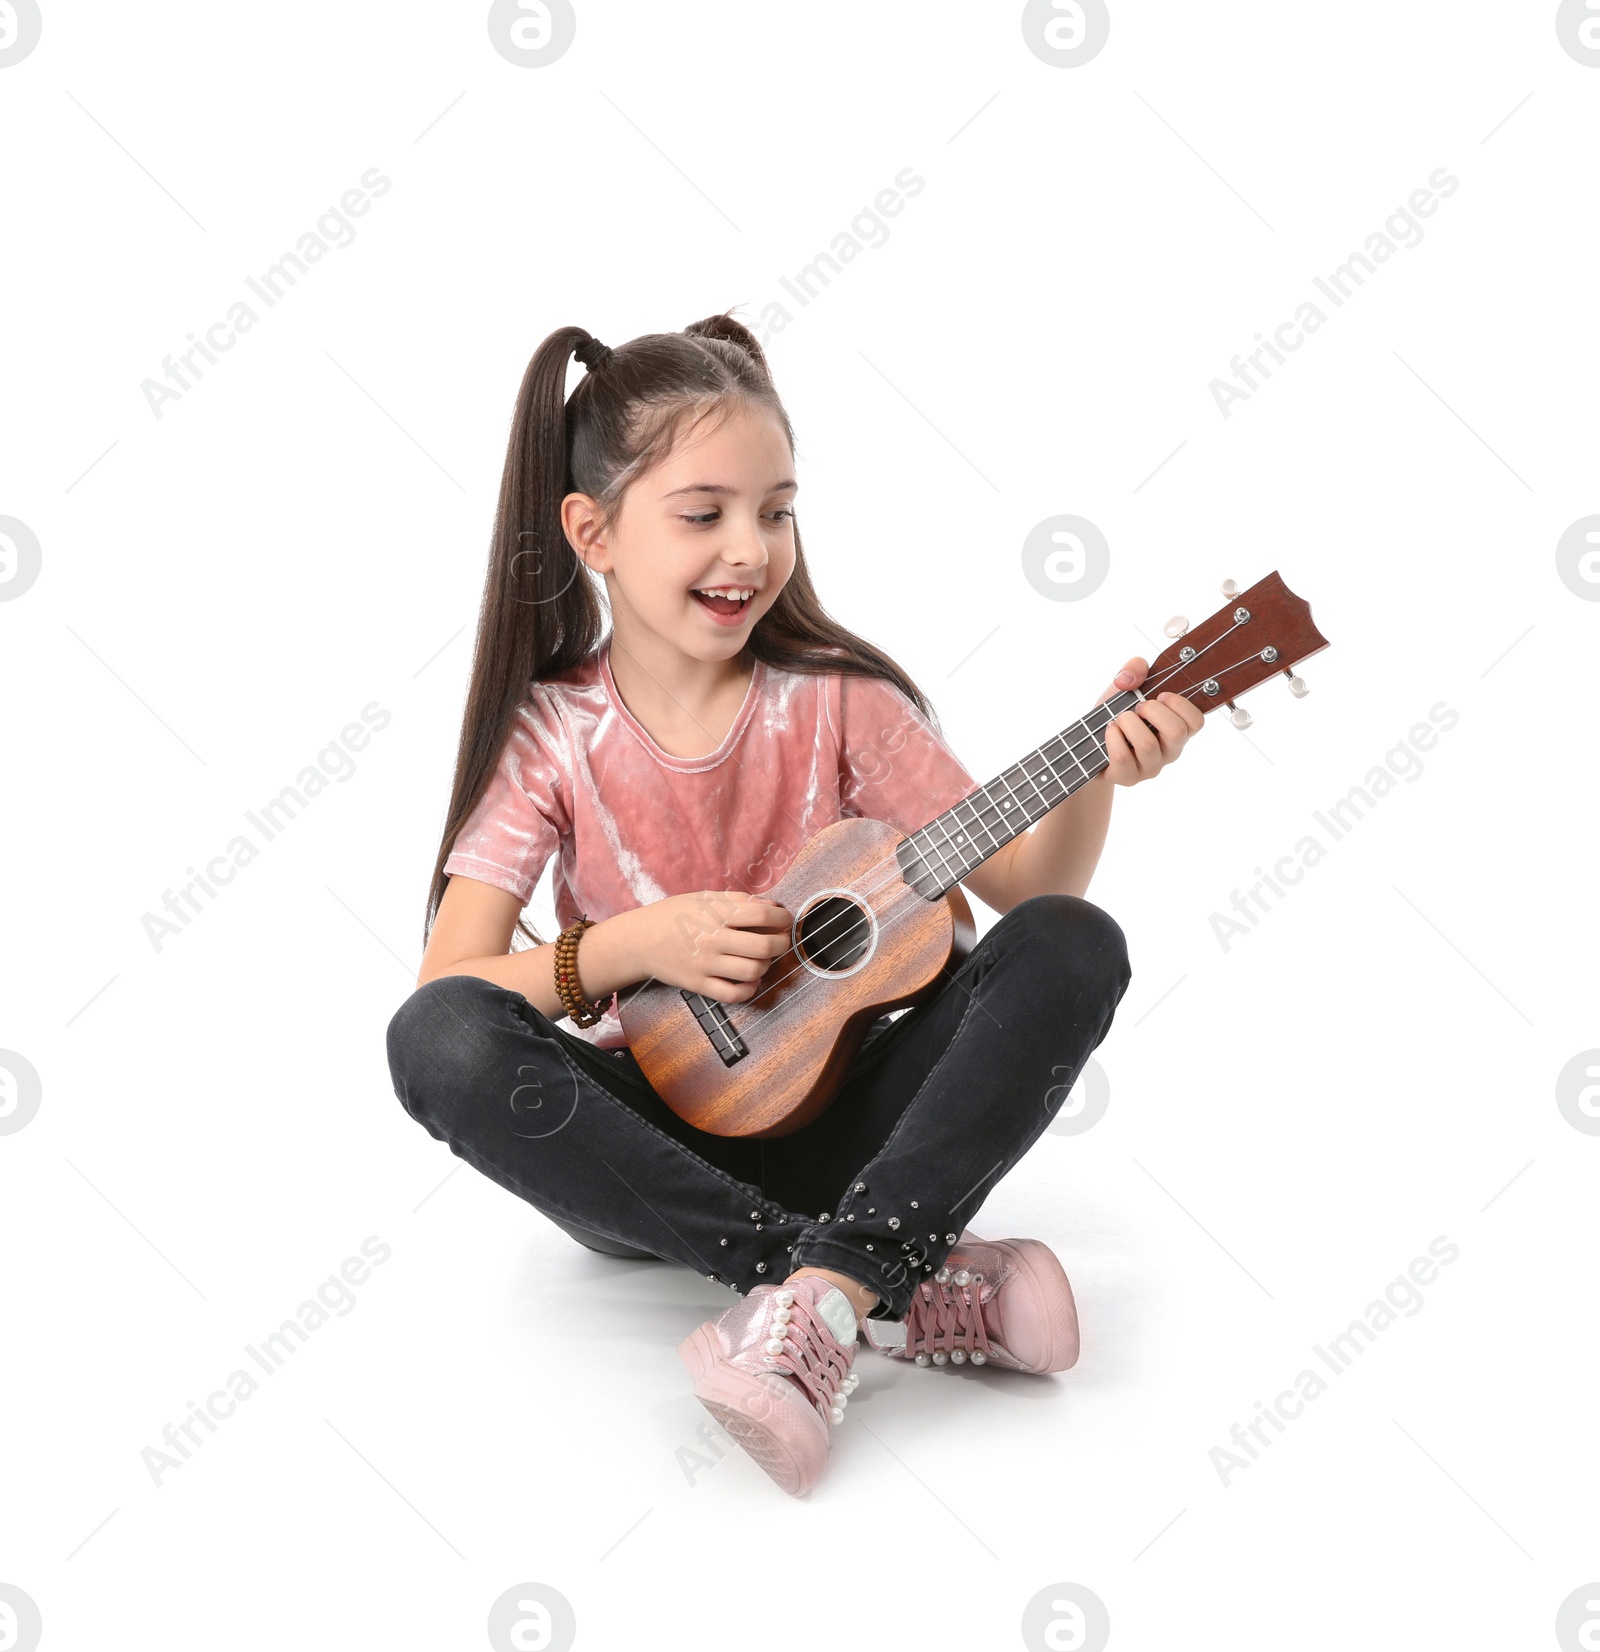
[424, 308, 947, 950]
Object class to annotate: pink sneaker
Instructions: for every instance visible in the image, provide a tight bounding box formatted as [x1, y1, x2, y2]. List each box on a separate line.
[677, 1274, 861, 1496]
[862, 1231, 1080, 1374]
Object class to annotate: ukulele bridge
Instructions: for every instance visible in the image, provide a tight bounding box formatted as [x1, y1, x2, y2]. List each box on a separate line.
[680, 989, 750, 1067]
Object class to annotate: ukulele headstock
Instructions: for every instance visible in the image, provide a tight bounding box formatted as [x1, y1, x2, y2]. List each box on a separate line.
[1146, 572, 1329, 728]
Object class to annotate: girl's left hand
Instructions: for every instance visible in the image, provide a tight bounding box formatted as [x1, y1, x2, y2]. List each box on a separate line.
[1098, 658, 1205, 786]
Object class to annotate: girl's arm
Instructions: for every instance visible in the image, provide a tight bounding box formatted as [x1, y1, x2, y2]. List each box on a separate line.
[417, 878, 794, 1016]
[418, 877, 649, 1019]
[977, 657, 1203, 912]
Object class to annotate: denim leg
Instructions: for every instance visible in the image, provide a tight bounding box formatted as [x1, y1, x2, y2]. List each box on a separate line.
[384, 973, 818, 1293]
[777, 894, 1132, 1320]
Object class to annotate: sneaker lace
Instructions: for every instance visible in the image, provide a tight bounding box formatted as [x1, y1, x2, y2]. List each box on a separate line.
[903, 1267, 995, 1365]
[763, 1293, 857, 1424]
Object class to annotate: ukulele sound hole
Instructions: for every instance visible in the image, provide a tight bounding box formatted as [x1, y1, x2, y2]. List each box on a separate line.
[795, 894, 872, 973]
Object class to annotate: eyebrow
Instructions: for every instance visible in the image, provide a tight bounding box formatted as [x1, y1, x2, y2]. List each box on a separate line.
[660, 479, 798, 499]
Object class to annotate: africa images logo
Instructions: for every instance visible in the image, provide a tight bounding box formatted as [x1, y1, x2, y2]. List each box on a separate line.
[1020, 0, 1111, 68]
[0, 0, 43, 67]
[1555, 0, 1600, 66]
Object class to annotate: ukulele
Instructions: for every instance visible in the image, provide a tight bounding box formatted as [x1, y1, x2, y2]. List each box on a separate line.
[617, 571, 1329, 1138]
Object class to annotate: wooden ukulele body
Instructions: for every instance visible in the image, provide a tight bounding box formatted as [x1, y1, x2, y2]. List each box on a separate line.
[616, 817, 977, 1139]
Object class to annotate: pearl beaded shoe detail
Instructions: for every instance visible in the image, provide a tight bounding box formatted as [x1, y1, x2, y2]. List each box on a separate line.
[677, 1274, 860, 1496]
[861, 1231, 1080, 1375]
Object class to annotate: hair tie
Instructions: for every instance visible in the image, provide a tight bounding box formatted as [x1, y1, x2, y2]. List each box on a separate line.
[575, 336, 613, 372]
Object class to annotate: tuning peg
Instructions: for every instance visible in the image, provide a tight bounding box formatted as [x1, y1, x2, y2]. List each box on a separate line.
[1220, 578, 1240, 598]
[1162, 615, 1189, 639]
[1284, 671, 1308, 698]
[1227, 701, 1252, 730]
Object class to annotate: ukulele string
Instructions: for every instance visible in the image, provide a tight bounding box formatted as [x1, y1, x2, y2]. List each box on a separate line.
[798, 618, 1263, 951]
[723, 871, 964, 1045]
[1137, 613, 1258, 698]
[676, 634, 1274, 1037]
[618, 625, 1287, 1056]
[739, 641, 1260, 1002]
[714, 662, 1244, 1035]
[717, 704, 1133, 1028]
[722, 649, 1266, 1034]
[721, 703, 1143, 1038]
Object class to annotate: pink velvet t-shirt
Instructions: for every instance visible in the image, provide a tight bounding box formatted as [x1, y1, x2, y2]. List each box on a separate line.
[442, 636, 981, 1049]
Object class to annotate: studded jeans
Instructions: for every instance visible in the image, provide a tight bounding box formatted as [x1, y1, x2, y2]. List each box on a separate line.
[384, 893, 1131, 1322]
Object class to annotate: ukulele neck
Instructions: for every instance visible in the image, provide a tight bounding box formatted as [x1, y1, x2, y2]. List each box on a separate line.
[896, 688, 1143, 899]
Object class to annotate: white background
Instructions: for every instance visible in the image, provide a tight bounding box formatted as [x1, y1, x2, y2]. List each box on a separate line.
[2, 3, 1596, 1649]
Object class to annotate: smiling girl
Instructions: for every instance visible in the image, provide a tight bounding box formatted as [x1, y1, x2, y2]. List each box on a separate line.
[385, 312, 1202, 1495]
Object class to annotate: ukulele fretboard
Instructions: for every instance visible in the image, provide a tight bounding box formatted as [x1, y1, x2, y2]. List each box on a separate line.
[896, 688, 1143, 900]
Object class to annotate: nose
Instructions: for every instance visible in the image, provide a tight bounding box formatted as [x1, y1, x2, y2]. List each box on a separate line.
[723, 514, 770, 575]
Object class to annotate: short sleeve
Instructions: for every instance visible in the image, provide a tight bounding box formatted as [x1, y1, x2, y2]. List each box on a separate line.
[442, 690, 571, 905]
[834, 671, 979, 835]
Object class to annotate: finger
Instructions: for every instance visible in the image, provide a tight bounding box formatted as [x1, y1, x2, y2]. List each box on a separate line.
[1100, 657, 1149, 700]
[713, 952, 771, 983]
[702, 975, 761, 1003]
[1115, 707, 1160, 767]
[702, 889, 755, 927]
[1157, 690, 1205, 734]
[719, 894, 792, 932]
[1102, 719, 1139, 783]
[717, 926, 791, 962]
[1136, 698, 1189, 751]
[697, 971, 754, 1003]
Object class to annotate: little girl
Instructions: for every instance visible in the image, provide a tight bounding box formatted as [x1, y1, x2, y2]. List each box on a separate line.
[385, 311, 1202, 1496]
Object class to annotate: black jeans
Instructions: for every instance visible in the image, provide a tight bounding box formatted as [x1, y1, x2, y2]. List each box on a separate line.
[384, 893, 1131, 1322]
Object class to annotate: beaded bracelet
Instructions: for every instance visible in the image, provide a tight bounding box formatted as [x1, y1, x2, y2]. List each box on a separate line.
[553, 914, 609, 1028]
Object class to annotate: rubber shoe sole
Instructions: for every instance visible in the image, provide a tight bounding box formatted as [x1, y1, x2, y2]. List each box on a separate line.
[677, 1322, 827, 1496]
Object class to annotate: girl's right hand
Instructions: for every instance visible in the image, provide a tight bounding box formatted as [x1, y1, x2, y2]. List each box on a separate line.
[635, 890, 793, 1004]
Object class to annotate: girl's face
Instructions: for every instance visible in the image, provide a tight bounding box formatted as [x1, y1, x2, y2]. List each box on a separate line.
[566, 401, 797, 662]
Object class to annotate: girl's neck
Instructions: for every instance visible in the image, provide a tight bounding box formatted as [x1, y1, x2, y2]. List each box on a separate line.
[605, 628, 755, 761]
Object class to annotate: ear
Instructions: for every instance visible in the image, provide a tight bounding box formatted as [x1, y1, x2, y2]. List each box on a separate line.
[561, 491, 611, 573]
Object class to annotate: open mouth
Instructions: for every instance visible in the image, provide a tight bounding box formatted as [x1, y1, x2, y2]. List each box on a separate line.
[690, 588, 755, 618]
